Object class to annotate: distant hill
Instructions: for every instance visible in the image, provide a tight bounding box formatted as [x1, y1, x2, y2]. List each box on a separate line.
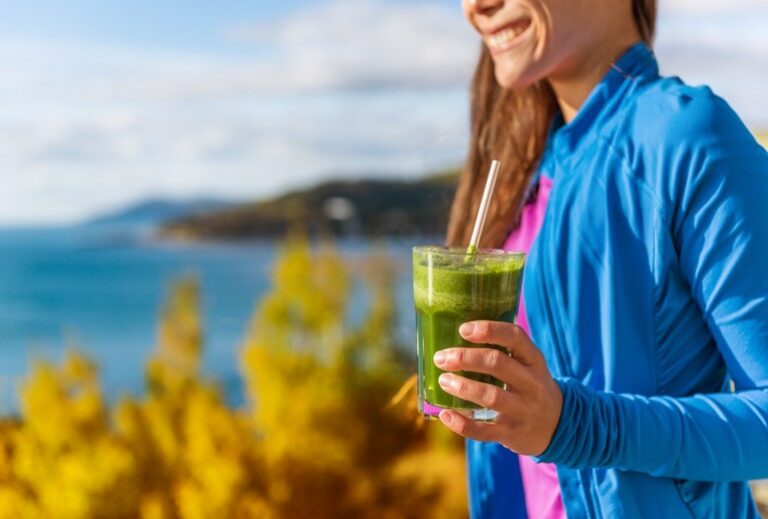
[85, 198, 234, 227]
[159, 171, 459, 241]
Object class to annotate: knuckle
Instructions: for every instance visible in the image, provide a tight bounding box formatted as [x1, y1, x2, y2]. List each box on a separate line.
[475, 321, 493, 338]
[485, 387, 503, 408]
[487, 350, 505, 371]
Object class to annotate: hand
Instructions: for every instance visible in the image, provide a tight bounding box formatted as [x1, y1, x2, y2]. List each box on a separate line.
[433, 320, 563, 456]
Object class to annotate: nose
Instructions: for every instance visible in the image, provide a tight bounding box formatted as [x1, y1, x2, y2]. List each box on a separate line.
[468, 0, 504, 17]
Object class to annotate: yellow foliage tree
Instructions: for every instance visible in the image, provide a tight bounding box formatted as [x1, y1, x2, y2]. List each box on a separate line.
[0, 352, 139, 519]
[242, 238, 466, 518]
[0, 237, 467, 519]
[115, 276, 267, 518]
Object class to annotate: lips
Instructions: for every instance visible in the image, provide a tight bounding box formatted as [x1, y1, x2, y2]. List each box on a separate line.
[485, 18, 532, 53]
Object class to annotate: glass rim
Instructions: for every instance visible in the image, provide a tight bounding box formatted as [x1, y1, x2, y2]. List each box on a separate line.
[412, 245, 525, 258]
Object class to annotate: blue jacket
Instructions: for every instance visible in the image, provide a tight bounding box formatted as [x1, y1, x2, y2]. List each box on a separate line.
[467, 43, 768, 518]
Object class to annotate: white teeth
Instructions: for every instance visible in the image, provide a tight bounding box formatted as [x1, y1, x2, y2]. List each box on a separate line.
[487, 24, 527, 48]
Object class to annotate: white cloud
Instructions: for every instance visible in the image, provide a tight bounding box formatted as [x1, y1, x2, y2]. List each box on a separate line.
[0, 88, 470, 224]
[661, 0, 767, 16]
[1, 0, 479, 106]
[0, 0, 766, 224]
[655, 0, 768, 126]
[0, 0, 477, 224]
[228, 0, 479, 92]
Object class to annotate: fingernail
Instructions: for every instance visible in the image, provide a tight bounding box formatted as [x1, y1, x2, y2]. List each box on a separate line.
[438, 373, 453, 388]
[440, 410, 454, 424]
[433, 351, 446, 366]
[459, 322, 475, 337]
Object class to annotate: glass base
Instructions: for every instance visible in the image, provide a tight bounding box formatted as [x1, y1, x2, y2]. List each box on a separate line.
[420, 400, 498, 423]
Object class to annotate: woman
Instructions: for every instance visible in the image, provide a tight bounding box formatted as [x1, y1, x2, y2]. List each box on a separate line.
[434, 0, 768, 517]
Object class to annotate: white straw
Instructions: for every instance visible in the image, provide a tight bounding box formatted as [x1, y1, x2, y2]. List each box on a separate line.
[468, 159, 501, 251]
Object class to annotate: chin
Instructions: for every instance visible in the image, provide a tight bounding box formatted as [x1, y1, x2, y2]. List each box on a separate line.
[492, 51, 547, 90]
[494, 65, 537, 90]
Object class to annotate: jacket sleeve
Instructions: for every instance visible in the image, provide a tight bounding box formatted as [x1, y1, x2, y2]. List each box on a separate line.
[535, 96, 768, 481]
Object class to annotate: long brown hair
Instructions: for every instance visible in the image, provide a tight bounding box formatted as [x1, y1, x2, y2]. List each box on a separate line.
[445, 0, 657, 248]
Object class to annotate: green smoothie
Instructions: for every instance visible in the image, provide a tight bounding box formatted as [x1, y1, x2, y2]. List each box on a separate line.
[413, 246, 525, 420]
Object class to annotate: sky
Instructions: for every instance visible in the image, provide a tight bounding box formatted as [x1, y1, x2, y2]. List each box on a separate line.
[1, 0, 766, 225]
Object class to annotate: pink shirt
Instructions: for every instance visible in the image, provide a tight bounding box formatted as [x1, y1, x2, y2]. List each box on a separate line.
[502, 175, 566, 519]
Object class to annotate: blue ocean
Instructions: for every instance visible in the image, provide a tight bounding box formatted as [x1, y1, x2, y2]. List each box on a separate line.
[0, 226, 418, 413]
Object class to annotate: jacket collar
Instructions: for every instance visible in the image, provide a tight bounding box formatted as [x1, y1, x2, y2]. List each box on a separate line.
[551, 42, 659, 158]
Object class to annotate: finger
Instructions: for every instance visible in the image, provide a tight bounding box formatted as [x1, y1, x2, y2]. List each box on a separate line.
[438, 410, 501, 442]
[438, 373, 514, 412]
[434, 347, 535, 389]
[459, 321, 542, 366]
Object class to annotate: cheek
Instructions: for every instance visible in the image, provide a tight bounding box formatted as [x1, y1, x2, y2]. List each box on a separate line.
[461, 0, 479, 32]
[491, 14, 554, 88]
[532, 1, 594, 74]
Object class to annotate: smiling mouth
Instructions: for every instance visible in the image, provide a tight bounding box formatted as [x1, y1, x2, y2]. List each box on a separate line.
[485, 19, 532, 53]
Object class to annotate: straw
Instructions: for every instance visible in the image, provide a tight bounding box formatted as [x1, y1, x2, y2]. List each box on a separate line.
[467, 159, 501, 255]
